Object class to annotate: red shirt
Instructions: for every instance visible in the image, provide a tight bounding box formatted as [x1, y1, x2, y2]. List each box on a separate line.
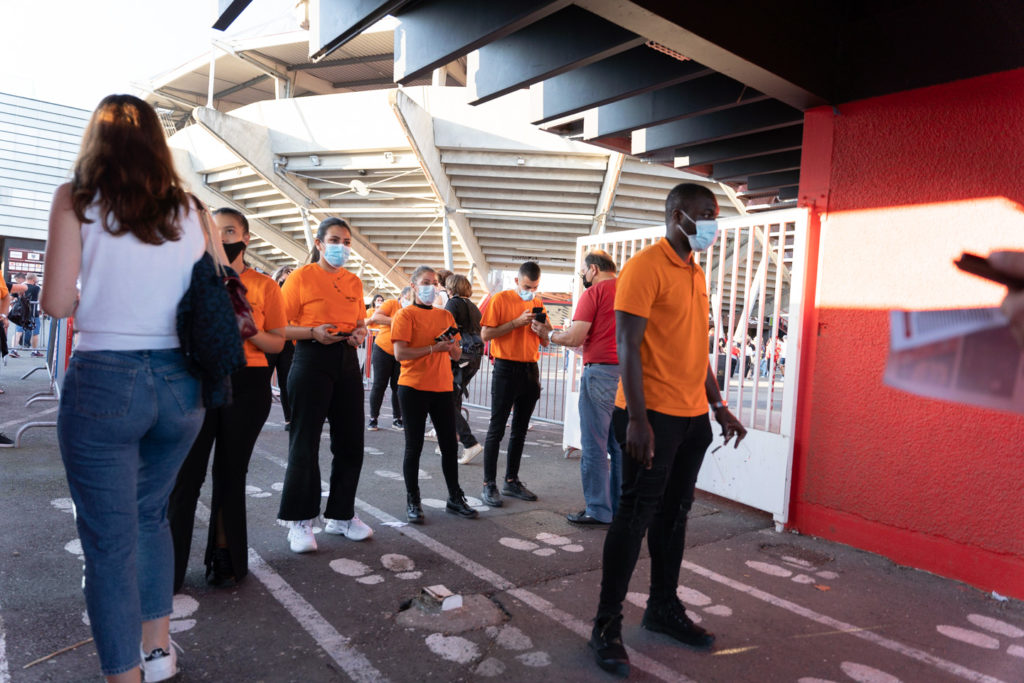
[573, 277, 618, 365]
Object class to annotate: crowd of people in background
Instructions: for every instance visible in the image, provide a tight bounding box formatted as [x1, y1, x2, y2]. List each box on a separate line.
[1, 93, 1021, 682]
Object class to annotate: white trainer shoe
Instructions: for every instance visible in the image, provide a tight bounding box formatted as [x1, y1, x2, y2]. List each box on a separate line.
[424, 428, 437, 442]
[140, 639, 179, 682]
[324, 515, 374, 541]
[459, 443, 483, 464]
[287, 519, 318, 553]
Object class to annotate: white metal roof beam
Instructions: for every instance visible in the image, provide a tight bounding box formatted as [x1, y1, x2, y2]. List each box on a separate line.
[190, 106, 408, 292]
[389, 89, 490, 293]
[591, 151, 625, 234]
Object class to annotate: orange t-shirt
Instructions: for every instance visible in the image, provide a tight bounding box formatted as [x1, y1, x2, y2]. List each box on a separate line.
[0, 276, 8, 299]
[371, 298, 402, 356]
[391, 305, 460, 392]
[239, 268, 287, 368]
[281, 263, 364, 333]
[479, 288, 546, 363]
[614, 238, 710, 417]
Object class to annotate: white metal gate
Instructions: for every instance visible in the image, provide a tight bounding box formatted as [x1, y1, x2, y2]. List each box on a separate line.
[564, 208, 810, 525]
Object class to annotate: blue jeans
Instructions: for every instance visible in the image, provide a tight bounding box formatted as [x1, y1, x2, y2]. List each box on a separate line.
[578, 364, 623, 523]
[58, 350, 204, 676]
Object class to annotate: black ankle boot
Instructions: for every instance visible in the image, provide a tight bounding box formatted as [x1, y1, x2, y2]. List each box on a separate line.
[407, 491, 424, 524]
[206, 547, 236, 587]
[589, 614, 629, 677]
[642, 597, 715, 649]
[446, 490, 479, 518]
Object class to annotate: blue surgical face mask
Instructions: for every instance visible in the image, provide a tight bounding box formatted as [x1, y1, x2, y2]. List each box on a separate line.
[679, 211, 718, 251]
[518, 288, 536, 302]
[401, 297, 412, 308]
[417, 284, 437, 305]
[322, 243, 350, 268]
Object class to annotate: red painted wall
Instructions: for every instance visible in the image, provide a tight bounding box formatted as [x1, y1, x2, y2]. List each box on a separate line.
[793, 68, 1024, 599]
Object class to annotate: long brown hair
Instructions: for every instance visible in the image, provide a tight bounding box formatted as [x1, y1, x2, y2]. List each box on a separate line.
[71, 94, 189, 245]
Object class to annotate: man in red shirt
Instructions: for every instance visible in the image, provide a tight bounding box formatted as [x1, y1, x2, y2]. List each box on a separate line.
[549, 250, 620, 525]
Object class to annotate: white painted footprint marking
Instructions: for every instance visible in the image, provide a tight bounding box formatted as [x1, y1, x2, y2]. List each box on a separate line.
[51, 498, 74, 514]
[245, 485, 272, 498]
[427, 624, 551, 676]
[748, 559, 840, 584]
[745, 560, 792, 578]
[840, 661, 902, 683]
[966, 614, 1024, 638]
[624, 585, 732, 621]
[329, 553, 421, 584]
[271, 482, 284, 492]
[936, 625, 1001, 649]
[498, 533, 584, 557]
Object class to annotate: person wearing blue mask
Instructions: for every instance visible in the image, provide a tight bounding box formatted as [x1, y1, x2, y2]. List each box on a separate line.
[589, 183, 746, 677]
[478, 261, 553, 507]
[276, 217, 373, 554]
[391, 265, 478, 523]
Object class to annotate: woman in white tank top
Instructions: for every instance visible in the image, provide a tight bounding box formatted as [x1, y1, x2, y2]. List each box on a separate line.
[41, 94, 211, 683]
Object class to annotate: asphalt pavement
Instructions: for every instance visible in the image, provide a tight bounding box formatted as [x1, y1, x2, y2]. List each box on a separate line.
[2, 353, 1022, 683]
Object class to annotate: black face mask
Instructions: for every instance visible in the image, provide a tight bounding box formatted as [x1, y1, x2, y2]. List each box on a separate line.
[582, 268, 594, 289]
[222, 241, 246, 262]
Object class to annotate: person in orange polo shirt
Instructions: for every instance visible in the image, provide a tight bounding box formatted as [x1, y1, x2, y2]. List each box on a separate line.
[589, 184, 747, 677]
[391, 265, 478, 523]
[168, 207, 286, 590]
[478, 260, 553, 507]
[365, 286, 412, 431]
[277, 217, 373, 553]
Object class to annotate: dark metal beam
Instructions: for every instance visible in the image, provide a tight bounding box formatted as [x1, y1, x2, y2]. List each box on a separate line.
[632, 99, 803, 156]
[214, 74, 270, 100]
[213, 0, 253, 31]
[746, 170, 800, 192]
[330, 77, 397, 89]
[673, 125, 804, 168]
[585, 74, 767, 140]
[531, 45, 712, 124]
[777, 186, 799, 201]
[310, 0, 414, 62]
[289, 53, 393, 71]
[394, 0, 573, 84]
[712, 150, 802, 181]
[469, 6, 643, 105]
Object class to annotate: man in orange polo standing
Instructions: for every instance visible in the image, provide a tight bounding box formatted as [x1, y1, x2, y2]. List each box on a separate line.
[479, 261, 552, 507]
[589, 183, 746, 677]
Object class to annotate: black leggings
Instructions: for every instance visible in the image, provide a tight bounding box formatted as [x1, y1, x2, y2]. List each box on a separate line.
[398, 385, 461, 498]
[453, 359, 481, 447]
[266, 341, 294, 423]
[278, 341, 364, 521]
[169, 366, 272, 591]
[369, 345, 402, 420]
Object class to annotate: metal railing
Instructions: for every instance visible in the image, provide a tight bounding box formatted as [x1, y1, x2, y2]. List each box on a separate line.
[464, 345, 571, 425]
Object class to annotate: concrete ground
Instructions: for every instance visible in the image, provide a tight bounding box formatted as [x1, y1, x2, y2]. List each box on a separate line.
[1, 353, 1022, 683]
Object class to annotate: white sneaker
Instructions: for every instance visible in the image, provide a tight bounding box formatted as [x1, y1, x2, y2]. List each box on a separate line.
[324, 515, 373, 541]
[287, 519, 317, 553]
[424, 428, 437, 442]
[459, 443, 483, 464]
[140, 639, 179, 682]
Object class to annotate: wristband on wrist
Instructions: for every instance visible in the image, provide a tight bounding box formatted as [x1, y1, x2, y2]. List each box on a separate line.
[548, 329, 556, 344]
[711, 400, 728, 411]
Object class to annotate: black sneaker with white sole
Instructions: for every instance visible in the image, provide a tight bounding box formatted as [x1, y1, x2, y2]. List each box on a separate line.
[481, 482, 503, 507]
[641, 597, 715, 649]
[446, 491, 479, 518]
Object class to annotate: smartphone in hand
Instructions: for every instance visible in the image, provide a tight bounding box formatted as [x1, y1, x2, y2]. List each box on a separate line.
[434, 326, 459, 342]
[955, 253, 1024, 290]
[532, 307, 547, 324]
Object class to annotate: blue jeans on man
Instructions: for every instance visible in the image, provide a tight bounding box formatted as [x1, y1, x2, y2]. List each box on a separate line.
[578, 363, 623, 523]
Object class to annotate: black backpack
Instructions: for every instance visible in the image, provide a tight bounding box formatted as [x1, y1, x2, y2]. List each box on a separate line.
[7, 295, 33, 330]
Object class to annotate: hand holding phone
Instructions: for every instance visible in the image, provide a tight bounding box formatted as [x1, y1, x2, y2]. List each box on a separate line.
[434, 325, 459, 342]
[954, 252, 1024, 290]
[532, 306, 547, 324]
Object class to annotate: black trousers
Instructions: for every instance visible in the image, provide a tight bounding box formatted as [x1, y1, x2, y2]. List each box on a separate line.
[397, 385, 461, 498]
[266, 341, 294, 423]
[597, 407, 713, 618]
[168, 366, 272, 591]
[483, 359, 541, 484]
[368, 345, 402, 421]
[453, 358, 481, 447]
[278, 340, 364, 521]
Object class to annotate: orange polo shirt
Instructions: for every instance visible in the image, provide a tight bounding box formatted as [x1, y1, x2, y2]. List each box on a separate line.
[239, 268, 287, 368]
[614, 238, 710, 417]
[391, 305, 460, 392]
[371, 298, 402, 356]
[0, 276, 8, 299]
[281, 262, 364, 333]
[480, 288, 546, 363]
